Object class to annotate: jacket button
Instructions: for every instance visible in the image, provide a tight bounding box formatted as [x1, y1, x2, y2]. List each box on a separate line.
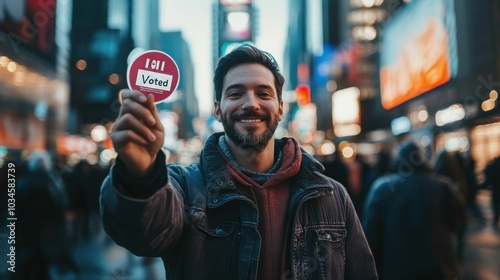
[228, 181, 234, 186]
[216, 180, 223, 186]
[237, 232, 242, 241]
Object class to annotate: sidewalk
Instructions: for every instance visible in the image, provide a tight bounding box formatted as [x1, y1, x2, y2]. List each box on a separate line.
[51, 229, 165, 280]
[461, 189, 500, 280]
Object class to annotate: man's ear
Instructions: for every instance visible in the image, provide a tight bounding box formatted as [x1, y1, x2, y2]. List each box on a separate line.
[278, 100, 284, 121]
[214, 101, 221, 122]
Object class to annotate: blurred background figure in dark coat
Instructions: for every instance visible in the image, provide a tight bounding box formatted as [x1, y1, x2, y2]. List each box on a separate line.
[363, 140, 466, 280]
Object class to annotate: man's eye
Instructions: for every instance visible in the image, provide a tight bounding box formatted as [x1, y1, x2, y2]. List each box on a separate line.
[259, 92, 272, 98]
[228, 92, 242, 97]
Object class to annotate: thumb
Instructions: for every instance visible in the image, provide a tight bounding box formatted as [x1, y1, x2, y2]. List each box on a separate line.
[145, 94, 164, 132]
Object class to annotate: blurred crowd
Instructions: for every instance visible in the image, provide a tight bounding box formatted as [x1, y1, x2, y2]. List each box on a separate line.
[317, 138, 500, 279]
[317, 141, 500, 230]
[1, 136, 499, 279]
[1, 151, 109, 279]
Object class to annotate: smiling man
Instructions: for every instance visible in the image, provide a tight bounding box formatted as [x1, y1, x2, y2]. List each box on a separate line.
[100, 44, 378, 280]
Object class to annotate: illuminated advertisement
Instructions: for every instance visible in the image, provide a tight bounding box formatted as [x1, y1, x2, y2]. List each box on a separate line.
[0, 0, 57, 66]
[218, 3, 253, 56]
[332, 87, 361, 137]
[221, 5, 252, 42]
[379, 0, 457, 110]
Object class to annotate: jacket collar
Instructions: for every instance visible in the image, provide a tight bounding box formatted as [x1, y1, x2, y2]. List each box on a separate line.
[199, 132, 331, 207]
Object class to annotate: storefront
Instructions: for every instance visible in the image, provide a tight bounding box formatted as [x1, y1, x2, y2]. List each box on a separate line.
[0, 0, 70, 165]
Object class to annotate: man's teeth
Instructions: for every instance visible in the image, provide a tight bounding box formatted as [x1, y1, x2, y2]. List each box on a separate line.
[241, 119, 261, 123]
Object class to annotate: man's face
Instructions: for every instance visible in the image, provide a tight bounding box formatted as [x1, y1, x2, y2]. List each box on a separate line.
[214, 63, 283, 151]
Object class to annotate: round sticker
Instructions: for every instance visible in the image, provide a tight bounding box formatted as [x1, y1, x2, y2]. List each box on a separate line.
[127, 50, 180, 103]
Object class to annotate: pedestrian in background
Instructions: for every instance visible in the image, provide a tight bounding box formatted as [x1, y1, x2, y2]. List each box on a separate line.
[484, 156, 500, 228]
[455, 150, 484, 223]
[344, 152, 370, 219]
[65, 160, 107, 240]
[360, 149, 392, 221]
[16, 151, 79, 279]
[323, 149, 349, 190]
[434, 148, 469, 261]
[363, 140, 466, 280]
[100, 44, 377, 279]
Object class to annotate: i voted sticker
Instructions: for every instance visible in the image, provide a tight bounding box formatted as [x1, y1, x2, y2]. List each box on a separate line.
[127, 50, 180, 103]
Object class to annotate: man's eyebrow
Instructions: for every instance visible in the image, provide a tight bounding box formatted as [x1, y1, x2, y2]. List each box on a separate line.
[224, 84, 275, 92]
[255, 84, 274, 91]
[224, 84, 245, 92]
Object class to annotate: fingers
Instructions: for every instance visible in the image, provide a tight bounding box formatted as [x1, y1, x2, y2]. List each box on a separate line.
[113, 90, 161, 145]
[119, 90, 156, 126]
[119, 89, 147, 105]
[113, 112, 157, 143]
[111, 130, 149, 148]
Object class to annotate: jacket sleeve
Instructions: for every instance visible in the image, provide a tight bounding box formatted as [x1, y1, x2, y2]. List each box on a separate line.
[99, 151, 186, 257]
[340, 182, 379, 279]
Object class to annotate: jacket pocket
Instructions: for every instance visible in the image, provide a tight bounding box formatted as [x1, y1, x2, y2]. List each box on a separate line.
[293, 226, 347, 280]
[315, 228, 346, 248]
[314, 228, 346, 279]
[196, 221, 237, 237]
[187, 220, 240, 279]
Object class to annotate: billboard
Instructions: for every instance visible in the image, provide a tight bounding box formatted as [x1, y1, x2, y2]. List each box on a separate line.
[221, 5, 252, 42]
[332, 87, 361, 137]
[218, 3, 253, 56]
[379, 0, 458, 110]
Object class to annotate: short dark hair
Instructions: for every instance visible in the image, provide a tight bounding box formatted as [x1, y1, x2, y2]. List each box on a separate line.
[213, 44, 285, 102]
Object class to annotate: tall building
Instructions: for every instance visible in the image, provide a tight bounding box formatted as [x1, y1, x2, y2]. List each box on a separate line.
[157, 31, 199, 139]
[344, 0, 396, 133]
[69, 0, 134, 132]
[320, 0, 500, 169]
[132, 0, 161, 49]
[213, 0, 256, 68]
[283, 0, 308, 91]
[283, 0, 323, 141]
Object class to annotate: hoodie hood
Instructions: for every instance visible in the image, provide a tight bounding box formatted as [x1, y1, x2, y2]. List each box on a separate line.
[225, 137, 302, 189]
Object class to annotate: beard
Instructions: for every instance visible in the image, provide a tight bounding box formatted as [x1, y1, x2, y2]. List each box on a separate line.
[221, 112, 279, 152]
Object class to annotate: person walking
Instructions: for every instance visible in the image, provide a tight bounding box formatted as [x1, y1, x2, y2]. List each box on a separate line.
[16, 151, 79, 279]
[484, 156, 500, 228]
[363, 140, 466, 280]
[100, 44, 377, 279]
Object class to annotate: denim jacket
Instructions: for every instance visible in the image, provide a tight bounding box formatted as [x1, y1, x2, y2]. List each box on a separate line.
[100, 133, 377, 280]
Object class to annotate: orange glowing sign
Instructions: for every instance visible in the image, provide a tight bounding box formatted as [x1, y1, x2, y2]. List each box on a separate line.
[379, 0, 457, 110]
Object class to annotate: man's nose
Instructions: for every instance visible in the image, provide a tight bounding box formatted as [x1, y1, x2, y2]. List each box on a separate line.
[241, 93, 259, 110]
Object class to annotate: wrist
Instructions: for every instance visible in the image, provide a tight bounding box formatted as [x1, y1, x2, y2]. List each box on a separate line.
[113, 151, 168, 198]
[127, 154, 158, 177]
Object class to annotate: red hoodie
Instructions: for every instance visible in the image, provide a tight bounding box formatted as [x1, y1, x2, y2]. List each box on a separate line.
[222, 138, 302, 280]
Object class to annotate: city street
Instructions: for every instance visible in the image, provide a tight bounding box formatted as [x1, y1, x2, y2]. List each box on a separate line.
[55, 190, 500, 280]
[1, 189, 499, 279]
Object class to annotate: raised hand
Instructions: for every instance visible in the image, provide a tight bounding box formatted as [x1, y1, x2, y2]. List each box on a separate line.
[111, 90, 165, 176]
